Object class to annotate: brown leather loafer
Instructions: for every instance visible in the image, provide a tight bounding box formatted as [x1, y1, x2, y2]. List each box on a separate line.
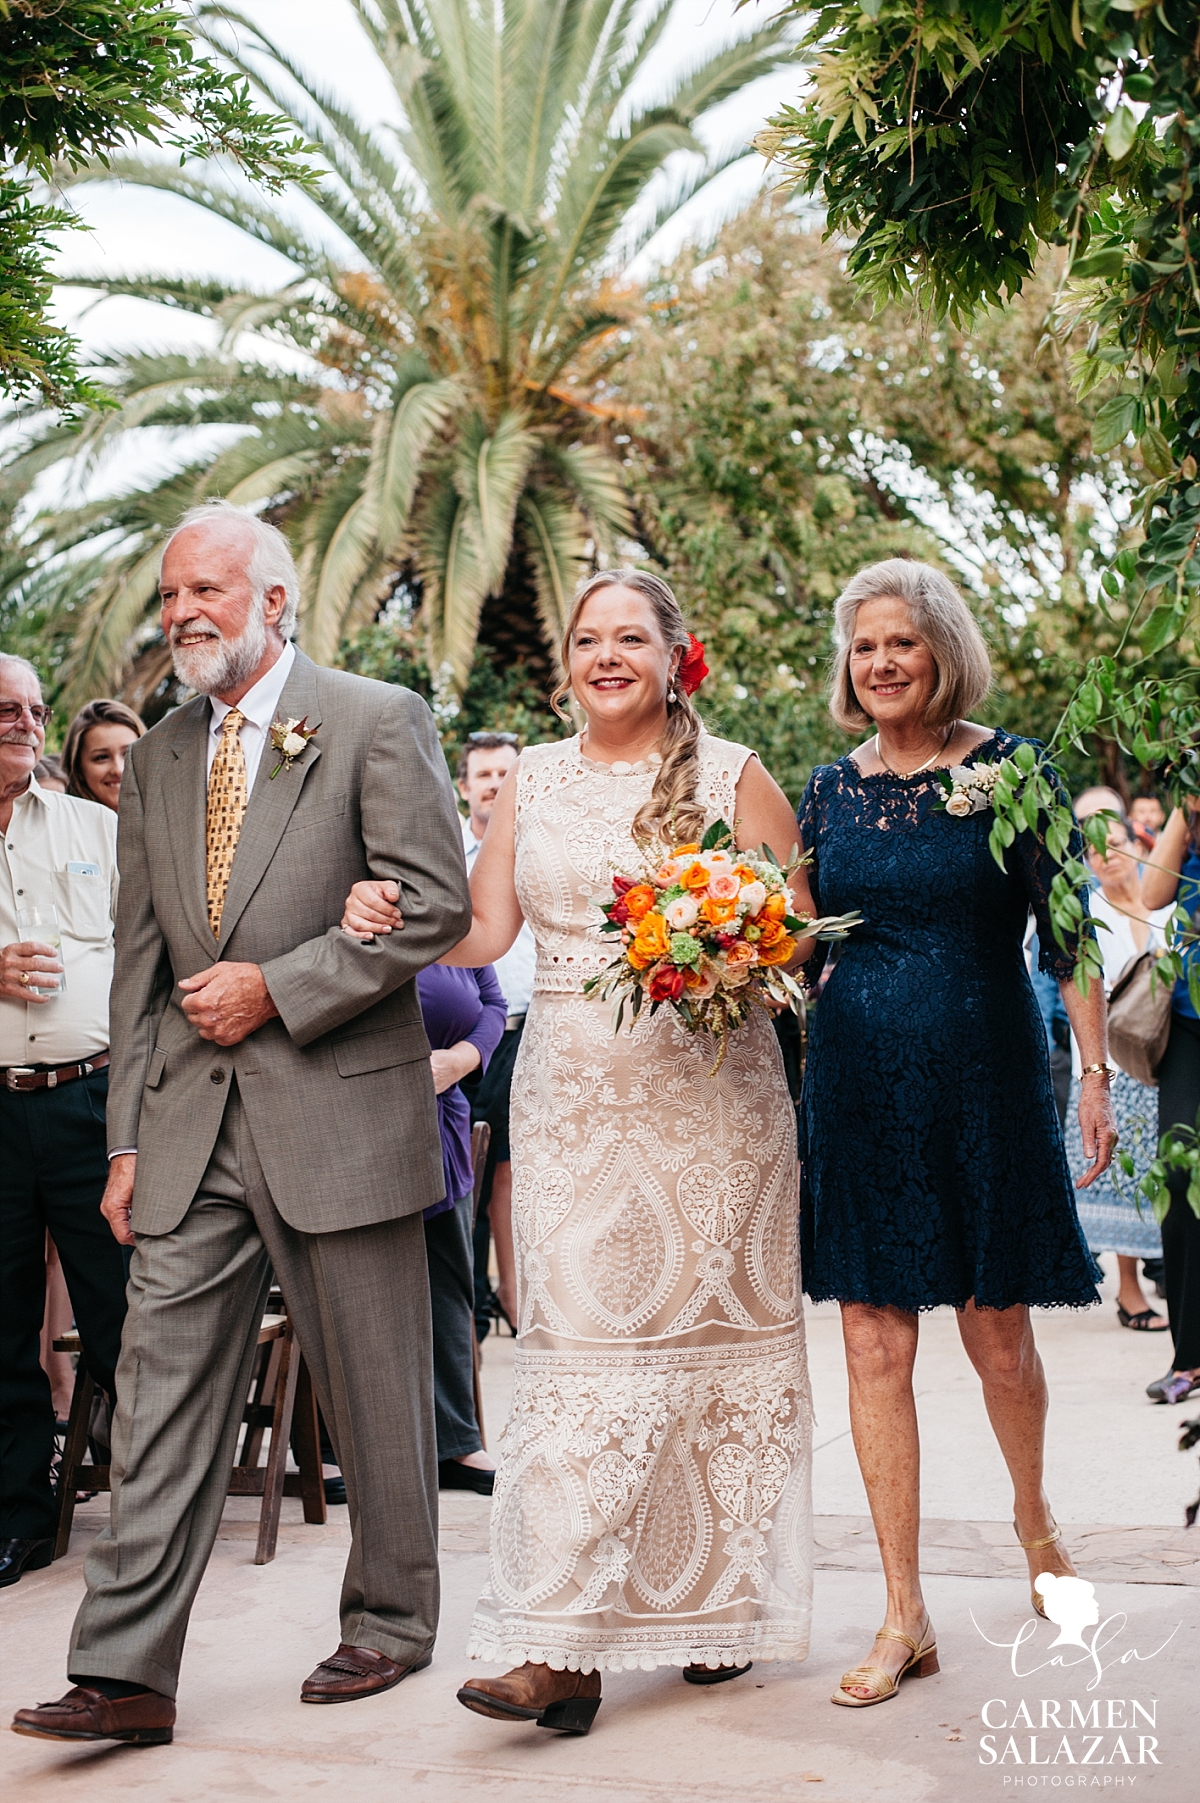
[11, 1686, 174, 1745]
[457, 1661, 601, 1734]
[300, 1642, 432, 1704]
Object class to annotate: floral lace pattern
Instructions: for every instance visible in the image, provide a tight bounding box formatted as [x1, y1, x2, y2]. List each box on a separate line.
[468, 735, 813, 1672]
[797, 730, 1102, 1313]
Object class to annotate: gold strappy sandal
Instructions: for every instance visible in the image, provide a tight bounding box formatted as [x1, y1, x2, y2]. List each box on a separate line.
[831, 1621, 939, 1708]
[1015, 1519, 1062, 1619]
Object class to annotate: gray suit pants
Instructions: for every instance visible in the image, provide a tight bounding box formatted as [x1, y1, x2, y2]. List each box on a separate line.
[69, 1085, 439, 1698]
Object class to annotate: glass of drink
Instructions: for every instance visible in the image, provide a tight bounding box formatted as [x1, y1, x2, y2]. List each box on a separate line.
[16, 902, 65, 996]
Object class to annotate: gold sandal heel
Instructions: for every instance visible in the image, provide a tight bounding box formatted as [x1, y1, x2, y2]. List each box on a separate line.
[1015, 1519, 1062, 1619]
[831, 1622, 938, 1708]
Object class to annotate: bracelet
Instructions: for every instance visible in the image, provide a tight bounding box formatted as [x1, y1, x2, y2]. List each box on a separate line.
[1080, 1062, 1114, 1080]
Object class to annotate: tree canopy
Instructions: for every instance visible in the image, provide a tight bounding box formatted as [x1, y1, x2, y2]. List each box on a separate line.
[608, 200, 1146, 798]
[0, 0, 803, 712]
[0, 0, 313, 408]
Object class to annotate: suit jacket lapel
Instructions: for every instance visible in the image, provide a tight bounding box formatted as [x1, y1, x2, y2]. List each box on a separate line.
[161, 698, 215, 956]
[215, 653, 323, 950]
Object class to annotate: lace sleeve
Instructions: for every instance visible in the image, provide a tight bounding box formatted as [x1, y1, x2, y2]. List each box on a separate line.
[796, 767, 830, 990]
[1007, 740, 1092, 980]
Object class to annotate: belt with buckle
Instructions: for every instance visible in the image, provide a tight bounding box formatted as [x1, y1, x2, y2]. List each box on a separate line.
[504, 1013, 527, 1033]
[4, 1052, 110, 1093]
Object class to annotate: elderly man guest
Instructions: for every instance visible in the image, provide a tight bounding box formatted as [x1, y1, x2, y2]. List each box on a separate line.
[12, 501, 471, 1748]
[0, 655, 127, 1589]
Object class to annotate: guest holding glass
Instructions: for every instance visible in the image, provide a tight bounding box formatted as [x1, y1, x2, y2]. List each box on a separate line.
[797, 559, 1114, 1708]
[0, 656, 127, 1590]
[1063, 814, 1170, 1331]
[61, 700, 144, 813]
[416, 961, 506, 1493]
[1139, 798, 1200, 1403]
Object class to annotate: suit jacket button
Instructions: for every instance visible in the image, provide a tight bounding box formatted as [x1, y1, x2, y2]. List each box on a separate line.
[210, 1067, 226, 1084]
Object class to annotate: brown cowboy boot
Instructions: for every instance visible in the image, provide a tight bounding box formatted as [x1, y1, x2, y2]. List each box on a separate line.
[457, 1661, 601, 1734]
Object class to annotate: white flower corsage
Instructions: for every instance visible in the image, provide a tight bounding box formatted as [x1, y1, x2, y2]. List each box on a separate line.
[268, 715, 317, 778]
[939, 761, 1002, 817]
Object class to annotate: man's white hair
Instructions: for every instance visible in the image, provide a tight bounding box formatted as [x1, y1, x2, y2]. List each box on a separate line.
[0, 652, 41, 687]
[161, 500, 300, 638]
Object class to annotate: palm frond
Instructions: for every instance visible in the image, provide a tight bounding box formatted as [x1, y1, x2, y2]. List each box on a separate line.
[519, 485, 590, 640]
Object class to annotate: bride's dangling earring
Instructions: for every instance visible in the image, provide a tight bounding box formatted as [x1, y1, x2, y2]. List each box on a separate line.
[668, 687, 677, 704]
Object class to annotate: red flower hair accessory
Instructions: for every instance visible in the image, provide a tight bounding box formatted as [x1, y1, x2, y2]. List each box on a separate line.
[676, 633, 709, 697]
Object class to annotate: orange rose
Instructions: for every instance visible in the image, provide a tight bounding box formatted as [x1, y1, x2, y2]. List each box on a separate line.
[723, 939, 757, 966]
[732, 863, 757, 884]
[671, 842, 701, 858]
[681, 861, 711, 892]
[756, 918, 788, 948]
[700, 895, 738, 925]
[757, 935, 796, 966]
[629, 912, 670, 968]
[623, 884, 657, 922]
[762, 892, 788, 921]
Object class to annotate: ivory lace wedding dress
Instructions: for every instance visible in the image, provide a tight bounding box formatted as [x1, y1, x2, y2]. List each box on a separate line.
[467, 733, 813, 1674]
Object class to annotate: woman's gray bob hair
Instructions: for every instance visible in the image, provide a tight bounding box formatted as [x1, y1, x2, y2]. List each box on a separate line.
[828, 558, 992, 733]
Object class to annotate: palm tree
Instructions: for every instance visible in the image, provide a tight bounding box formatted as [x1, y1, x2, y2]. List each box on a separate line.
[5, 0, 798, 708]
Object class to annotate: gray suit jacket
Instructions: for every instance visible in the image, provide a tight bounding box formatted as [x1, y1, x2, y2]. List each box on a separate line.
[109, 650, 472, 1235]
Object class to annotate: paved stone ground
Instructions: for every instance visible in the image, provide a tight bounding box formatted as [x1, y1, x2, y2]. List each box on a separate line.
[3, 1254, 1198, 1801]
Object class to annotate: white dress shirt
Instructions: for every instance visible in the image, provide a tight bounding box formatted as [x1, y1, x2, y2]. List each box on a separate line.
[206, 640, 296, 789]
[0, 779, 117, 1066]
[461, 814, 536, 1017]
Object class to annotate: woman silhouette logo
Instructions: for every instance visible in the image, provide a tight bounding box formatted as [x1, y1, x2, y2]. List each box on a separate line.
[1036, 1572, 1101, 1647]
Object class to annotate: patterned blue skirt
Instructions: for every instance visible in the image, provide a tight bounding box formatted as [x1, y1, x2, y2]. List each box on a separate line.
[1064, 1073, 1163, 1259]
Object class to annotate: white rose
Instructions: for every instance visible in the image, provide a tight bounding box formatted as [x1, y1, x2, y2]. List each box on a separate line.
[739, 880, 768, 916]
[282, 731, 306, 756]
[945, 791, 974, 817]
[665, 894, 699, 930]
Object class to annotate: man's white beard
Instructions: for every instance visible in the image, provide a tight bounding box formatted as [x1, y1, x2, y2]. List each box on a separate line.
[170, 609, 267, 696]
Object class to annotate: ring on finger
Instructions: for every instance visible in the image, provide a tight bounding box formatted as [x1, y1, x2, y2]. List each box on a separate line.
[18, 971, 28, 987]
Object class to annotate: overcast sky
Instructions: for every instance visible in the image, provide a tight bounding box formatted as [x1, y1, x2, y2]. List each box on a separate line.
[51, 0, 802, 361]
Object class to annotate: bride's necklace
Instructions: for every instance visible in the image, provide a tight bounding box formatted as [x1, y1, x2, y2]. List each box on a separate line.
[874, 723, 955, 777]
[579, 731, 662, 776]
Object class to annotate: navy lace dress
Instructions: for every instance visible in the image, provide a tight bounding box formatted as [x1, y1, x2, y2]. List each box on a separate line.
[797, 730, 1101, 1313]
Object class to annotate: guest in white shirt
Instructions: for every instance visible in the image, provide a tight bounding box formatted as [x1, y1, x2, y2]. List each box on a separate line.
[456, 733, 536, 1330]
[1064, 814, 1172, 1332]
[0, 655, 127, 1589]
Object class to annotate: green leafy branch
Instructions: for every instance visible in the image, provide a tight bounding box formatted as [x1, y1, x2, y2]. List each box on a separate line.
[0, 0, 317, 408]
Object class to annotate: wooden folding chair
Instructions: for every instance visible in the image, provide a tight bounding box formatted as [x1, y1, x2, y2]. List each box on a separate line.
[52, 1300, 326, 1566]
[470, 1119, 492, 1449]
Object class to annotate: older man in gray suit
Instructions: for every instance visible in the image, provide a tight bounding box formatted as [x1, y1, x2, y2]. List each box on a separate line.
[13, 502, 471, 1747]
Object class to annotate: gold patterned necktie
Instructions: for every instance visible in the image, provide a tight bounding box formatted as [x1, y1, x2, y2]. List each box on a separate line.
[206, 708, 248, 938]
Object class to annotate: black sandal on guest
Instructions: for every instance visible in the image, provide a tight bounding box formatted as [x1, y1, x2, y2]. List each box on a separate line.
[1116, 1303, 1169, 1331]
[683, 1662, 752, 1685]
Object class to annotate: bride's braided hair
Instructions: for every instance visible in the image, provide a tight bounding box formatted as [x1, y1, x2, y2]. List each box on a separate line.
[551, 567, 706, 849]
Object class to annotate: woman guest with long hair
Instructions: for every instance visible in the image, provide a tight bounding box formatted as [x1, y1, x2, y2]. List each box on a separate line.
[343, 569, 815, 1735]
[61, 700, 144, 811]
[1140, 799, 1200, 1403]
[798, 559, 1115, 1709]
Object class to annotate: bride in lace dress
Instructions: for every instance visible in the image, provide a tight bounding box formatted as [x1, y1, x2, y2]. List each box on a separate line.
[343, 569, 815, 1734]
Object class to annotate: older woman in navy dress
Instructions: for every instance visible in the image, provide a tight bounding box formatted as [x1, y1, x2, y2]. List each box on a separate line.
[798, 560, 1116, 1708]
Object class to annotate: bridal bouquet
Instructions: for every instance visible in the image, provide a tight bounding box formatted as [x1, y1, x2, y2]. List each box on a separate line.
[585, 821, 860, 1073]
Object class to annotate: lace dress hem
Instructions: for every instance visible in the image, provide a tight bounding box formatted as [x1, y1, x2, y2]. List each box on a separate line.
[463, 1629, 812, 1674]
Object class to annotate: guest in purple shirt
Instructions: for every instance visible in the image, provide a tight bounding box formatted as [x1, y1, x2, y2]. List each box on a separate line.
[416, 963, 506, 1494]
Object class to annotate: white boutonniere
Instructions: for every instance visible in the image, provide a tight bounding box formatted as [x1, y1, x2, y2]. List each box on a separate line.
[938, 761, 1003, 817]
[268, 715, 317, 778]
